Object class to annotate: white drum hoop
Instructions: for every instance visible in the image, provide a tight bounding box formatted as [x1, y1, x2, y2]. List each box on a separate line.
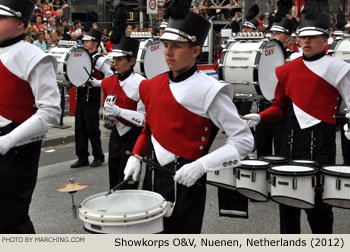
[219, 38, 285, 101]
[321, 165, 350, 209]
[134, 38, 168, 79]
[65, 47, 93, 87]
[269, 165, 317, 209]
[260, 155, 287, 165]
[78, 190, 168, 234]
[46, 46, 72, 85]
[235, 160, 270, 201]
[289, 159, 318, 167]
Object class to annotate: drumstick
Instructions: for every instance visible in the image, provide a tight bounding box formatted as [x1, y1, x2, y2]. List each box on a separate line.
[82, 66, 91, 77]
[105, 176, 132, 197]
[239, 114, 247, 120]
[125, 151, 202, 187]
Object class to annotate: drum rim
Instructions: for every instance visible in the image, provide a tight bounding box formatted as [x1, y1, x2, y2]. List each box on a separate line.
[321, 165, 350, 178]
[79, 190, 168, 223]
[270, 195, 315, 209]
[236, 187, 269, 202]
[289, 159, 318, 166]
[269, 164, 317, 176]
[240, 159, 270, 170]
[65, 46, 93, 87]
[322, 198, 350, 209]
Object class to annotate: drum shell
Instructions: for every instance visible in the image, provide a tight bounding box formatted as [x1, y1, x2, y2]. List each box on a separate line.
[46, 46, 71, 85]
[235, 160, 270, 201]
[206, 168, 236, 190]
[269, 165, 317, 209]
[219, 39, 285, 101]
[78, 190, 168, 234]
[321, 165, 350, 209]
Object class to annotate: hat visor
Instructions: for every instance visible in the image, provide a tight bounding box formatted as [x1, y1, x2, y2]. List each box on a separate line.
[160, 32, 189, 42]
[298, 30, 325, 37]
[0, 9, 15, 17]
[270, 27, 286, 33]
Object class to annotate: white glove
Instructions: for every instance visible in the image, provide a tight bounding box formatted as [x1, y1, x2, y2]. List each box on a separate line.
[104, 102, 120, 118]
[344, 124, 350, 140]
[124, 156, 141, 181]
[174, 160, 205, 187]
[0, 134, 14, 155]
[244, 113, 261, 127]
[90, 77, 102, 87]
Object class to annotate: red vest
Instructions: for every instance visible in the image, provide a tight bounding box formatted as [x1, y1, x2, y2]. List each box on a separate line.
[0, 61, 36, 123]
[101, 74, 138, 127]
[139, 73, 212, 160]
[262, 58, 340, 125]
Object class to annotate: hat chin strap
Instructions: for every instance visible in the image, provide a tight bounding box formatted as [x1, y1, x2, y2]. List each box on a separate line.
[0, 4, 22, 18]
[164, 27, 197, 43]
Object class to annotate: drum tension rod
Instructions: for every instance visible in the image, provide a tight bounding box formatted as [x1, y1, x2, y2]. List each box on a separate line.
[125, 151, 202, 187]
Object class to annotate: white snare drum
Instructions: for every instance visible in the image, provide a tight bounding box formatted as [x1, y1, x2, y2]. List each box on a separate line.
[235, 160, 270, 201]
[290, 159, 318, 167]
[219, 38, 285, 100]
[134, 38, 168, 79]
[321, 165, 350, 209]
[269, 165, 317, 209]
[206, 168, 236, 190]
[65, 47, 93, 87]
[79, 190, 169, 234]
[46, 46, 71, 85]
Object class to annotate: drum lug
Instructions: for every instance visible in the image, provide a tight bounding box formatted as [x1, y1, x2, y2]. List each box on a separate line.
[236, 169, 241, 180]
[214, 170, 219, 175]
[292, 177, 297, 190]
[313, 176, 317, 187]
[336, 177, 341, 191]
[271, 176, 276, 187]
[252, 170, 256, 182]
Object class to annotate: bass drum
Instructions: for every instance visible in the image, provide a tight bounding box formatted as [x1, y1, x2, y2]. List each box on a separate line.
[134, 38, 168, 79]
[65, 47, 93, 87]
[46, 46, 72, 85]
[219, 38, 285, 101]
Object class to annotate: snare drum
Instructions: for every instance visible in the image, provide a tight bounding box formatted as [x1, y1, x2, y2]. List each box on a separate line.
[327, 37, 350, 63]
[206, 168, 236, 190]
[269, 165, 317, 209]
[235, 160, 270, 201]
[219, 38, 285, 101]
[79, 190, 170, 234]
[289, 159, 318, 167]
[260, 155, 287, 165]
[321, 165, 350, 209]
[134, 38, 168, 79]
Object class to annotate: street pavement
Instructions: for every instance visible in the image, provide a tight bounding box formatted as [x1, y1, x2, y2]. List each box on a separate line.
[29, 115, 350, 234]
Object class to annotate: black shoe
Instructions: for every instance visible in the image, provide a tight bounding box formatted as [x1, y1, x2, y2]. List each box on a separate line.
[89, 159, 104, 167]
[71, 159, 89, 168]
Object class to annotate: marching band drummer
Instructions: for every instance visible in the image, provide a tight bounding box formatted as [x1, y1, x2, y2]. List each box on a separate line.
[254, 16, 297, 158]
[101, 36, 146, 189]
[123, 2, 254, 234]
[0, 0, 61, 233]
[245, 1, 350, 234]
[70, 29, 114, 169]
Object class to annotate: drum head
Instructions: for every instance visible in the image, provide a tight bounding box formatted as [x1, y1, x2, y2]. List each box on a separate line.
[290, 159, 317, 166]
[331, 38, 350, 63]
[142, 39, 168, 79]
[270, 165, 316, 176]
[66, 47, 92, 87]
[322, 165, 350, 177]
[241, 159, 270, 169]
[257, 40, 285, 101]
[83, 190, 164, 215]
[260, 155, 287, 164]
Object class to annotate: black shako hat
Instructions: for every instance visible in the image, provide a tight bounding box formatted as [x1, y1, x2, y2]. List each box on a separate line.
[270, 17, 296, 35]
[242, 19, 259, 30]
[298, 12, 331, 36]
[0, 0, 34, 24]
[109, 36, 140, 58]
[160, 11, 210, 47]
[82, 28, 102, 41]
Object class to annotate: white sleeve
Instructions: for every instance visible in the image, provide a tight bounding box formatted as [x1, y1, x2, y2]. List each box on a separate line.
[198, 89, 254, 172]
[118, 101, 146, 127]
[27, 56, 61, 128]
[98, 57, 114, 78]
[337, 72, 350, 112]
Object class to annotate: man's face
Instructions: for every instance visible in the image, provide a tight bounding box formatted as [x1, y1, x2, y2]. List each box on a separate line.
[270, 31, 290, 47]
[0, 16, 23, 43]
[163, 40, 200, 78]
[300, 35, 328, 57]
[50, 33, 58, 42]
[113, 56, 135, 74]
[84, 40, 98, 52]
[242, 26, 256, 33]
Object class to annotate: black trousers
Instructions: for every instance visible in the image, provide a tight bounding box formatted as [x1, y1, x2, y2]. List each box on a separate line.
[74, 98, 104, 161]
[279, 115, 335, 234]
[339, 117, 350, 164]
[142, 156, 207, 234]
[0, 124, 41, 234]
[108, 126, 141, 189]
